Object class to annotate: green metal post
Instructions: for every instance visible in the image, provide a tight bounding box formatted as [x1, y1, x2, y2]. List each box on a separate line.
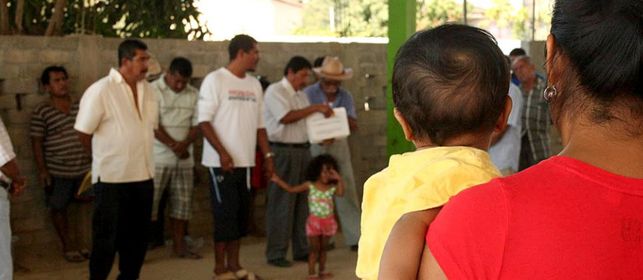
[386, 0, 416, 156]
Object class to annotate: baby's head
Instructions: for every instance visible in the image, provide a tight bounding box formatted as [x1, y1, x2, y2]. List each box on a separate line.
[306, 154, 340, 184]
[393, 24, 510, 148]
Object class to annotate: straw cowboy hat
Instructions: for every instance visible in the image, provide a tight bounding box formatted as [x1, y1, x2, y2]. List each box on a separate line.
[313, 56, 353, 80]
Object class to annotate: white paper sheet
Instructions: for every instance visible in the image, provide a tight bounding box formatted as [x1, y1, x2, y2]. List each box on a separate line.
[306, 107, 350, 143]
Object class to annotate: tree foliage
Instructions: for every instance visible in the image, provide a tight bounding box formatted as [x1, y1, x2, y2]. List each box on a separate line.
[0, 0, 209, 39]
[295, 0, 387, 37]
[416, 0, 464, 30]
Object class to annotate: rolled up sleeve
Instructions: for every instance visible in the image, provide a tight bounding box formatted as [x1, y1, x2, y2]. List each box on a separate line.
[74, 88, 104, 135]
[197, 75, 219, 123]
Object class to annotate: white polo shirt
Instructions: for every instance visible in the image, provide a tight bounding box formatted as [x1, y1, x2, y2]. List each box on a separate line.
[197, 67, 264, 168]
[75, 68, 158, 183]
[263, 77, 310, 143]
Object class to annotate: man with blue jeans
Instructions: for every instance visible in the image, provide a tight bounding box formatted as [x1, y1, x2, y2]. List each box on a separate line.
[0, 117, 27, 280]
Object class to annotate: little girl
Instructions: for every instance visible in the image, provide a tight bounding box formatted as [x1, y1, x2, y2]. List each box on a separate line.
[271, 154, 345, 280]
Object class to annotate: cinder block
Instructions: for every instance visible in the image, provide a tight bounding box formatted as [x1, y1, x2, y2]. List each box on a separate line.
[4, 49, 36, 64]
[38, 50, 72, 64]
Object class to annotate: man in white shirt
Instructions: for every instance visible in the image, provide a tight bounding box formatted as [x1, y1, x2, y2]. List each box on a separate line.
[263, 56, 333, 267]
[0, 117, 26, 280]
[75, 39, 157, 280]
[198, 34, 273, 280]
[150, 57, 201, 259]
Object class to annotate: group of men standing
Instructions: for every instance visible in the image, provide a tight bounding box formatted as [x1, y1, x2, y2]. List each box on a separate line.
[0, 34, 363, 280]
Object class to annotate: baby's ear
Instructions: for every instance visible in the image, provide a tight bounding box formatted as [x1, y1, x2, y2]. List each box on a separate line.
[494, 95, 512, 134]
[393, 108, 414, 141]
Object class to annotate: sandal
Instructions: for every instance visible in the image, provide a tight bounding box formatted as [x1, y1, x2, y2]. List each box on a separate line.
[63, 251, 85, 263]
[213, 271, 237, 280]
[234, 269, 260, 280]
[306, 274, 321, 280]
[319, 271, 334, 279]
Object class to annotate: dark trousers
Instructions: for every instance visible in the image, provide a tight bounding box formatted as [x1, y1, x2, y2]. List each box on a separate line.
[265, 145, 310, 261]
[89, 179, 153, 280]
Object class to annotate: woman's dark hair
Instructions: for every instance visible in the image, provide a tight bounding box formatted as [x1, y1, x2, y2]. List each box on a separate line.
[305, 154, 339, 182]
[550, 0, 641, 124]
[392, 24, 509, 145]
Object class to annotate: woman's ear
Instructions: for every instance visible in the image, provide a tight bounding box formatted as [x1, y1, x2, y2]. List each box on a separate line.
[545, 34, 559, 84]
[393, 108, 413, 141]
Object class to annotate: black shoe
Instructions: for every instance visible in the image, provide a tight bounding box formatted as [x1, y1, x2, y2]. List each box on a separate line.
[293, 255, 308, 262]
[268, 258, 292, 267]
[350, 245, 358, 251]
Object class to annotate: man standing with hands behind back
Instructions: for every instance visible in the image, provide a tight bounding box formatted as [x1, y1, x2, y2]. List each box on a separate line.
[198, 34, 273, 280]
[75, 39, 157, 280]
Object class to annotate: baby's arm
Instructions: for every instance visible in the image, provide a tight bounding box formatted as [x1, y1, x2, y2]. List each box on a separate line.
[270, 174, 309, 193]
[378, 207, 442, 280]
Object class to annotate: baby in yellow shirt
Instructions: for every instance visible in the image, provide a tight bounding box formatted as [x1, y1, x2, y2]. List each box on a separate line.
[356, 24, 513, 280]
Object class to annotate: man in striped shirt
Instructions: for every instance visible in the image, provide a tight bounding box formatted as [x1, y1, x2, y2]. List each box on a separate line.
[30, 66, 92, 262]
[513, 56, 552, 170]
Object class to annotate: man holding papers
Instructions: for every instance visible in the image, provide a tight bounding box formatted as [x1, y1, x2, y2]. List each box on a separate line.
[263, 56, 333, 267]
[304, 56, 361, 251]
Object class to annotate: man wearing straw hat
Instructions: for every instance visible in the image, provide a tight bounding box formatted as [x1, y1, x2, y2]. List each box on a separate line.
[304, 56, 361, 251]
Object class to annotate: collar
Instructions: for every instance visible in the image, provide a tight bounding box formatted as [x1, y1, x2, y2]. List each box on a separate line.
[280, 77, 298, 97]
[108, 68, 125, 84]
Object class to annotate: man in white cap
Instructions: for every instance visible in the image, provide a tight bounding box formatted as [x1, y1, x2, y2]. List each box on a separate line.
[304, 56, 361, 251]
[263, 56, 333, 267]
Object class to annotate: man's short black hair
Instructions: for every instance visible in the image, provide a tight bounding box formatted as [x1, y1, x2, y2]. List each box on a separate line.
[40, 66, 68, 85]
[118, 39, 147, 67]
[313, 56, 326, 68]
[393, 24, 509, 145]
[509, 48, 526, 57]
[305, 154, 340, 182]
[169, 57, 193, 78]
[228, 34, 257, 61]
[283, 56, 312, 76]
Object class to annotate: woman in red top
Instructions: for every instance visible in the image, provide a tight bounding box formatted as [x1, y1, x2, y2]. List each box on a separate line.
[420, 0, 643, 279]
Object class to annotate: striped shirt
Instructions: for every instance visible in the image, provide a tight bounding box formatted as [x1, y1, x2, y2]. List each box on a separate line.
[520, 76, 551, 164]
[30, 101, 91, 177]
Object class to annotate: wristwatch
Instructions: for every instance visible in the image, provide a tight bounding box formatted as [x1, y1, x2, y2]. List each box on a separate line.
[264, 152, 275, 159]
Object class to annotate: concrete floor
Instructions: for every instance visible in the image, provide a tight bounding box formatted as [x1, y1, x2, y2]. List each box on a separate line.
[14, 234, 359, 280]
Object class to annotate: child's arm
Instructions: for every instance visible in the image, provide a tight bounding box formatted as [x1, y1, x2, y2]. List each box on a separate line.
[329, 169, 345, 197]
[378, 207, 442, 280]
[270, 174, 309, 193]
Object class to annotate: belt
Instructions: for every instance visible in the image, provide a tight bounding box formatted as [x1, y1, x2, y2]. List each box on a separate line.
[0, 180, 9, 190]
[269, 142, 310, 149]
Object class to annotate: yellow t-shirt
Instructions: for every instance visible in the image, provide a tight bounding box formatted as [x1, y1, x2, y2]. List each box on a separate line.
[356, 146, 501, 280]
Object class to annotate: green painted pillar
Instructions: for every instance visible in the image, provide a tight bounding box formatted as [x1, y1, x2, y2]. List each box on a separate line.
[387, 0, 416, 156]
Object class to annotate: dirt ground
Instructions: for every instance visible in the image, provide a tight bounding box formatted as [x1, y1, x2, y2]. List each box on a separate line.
[14, 234, 359, 280]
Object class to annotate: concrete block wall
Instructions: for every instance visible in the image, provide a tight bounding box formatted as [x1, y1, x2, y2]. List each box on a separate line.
[0, 35, 389, 258]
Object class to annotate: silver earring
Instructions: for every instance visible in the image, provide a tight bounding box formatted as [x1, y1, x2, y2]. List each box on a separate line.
[543, 85, 558, 102]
